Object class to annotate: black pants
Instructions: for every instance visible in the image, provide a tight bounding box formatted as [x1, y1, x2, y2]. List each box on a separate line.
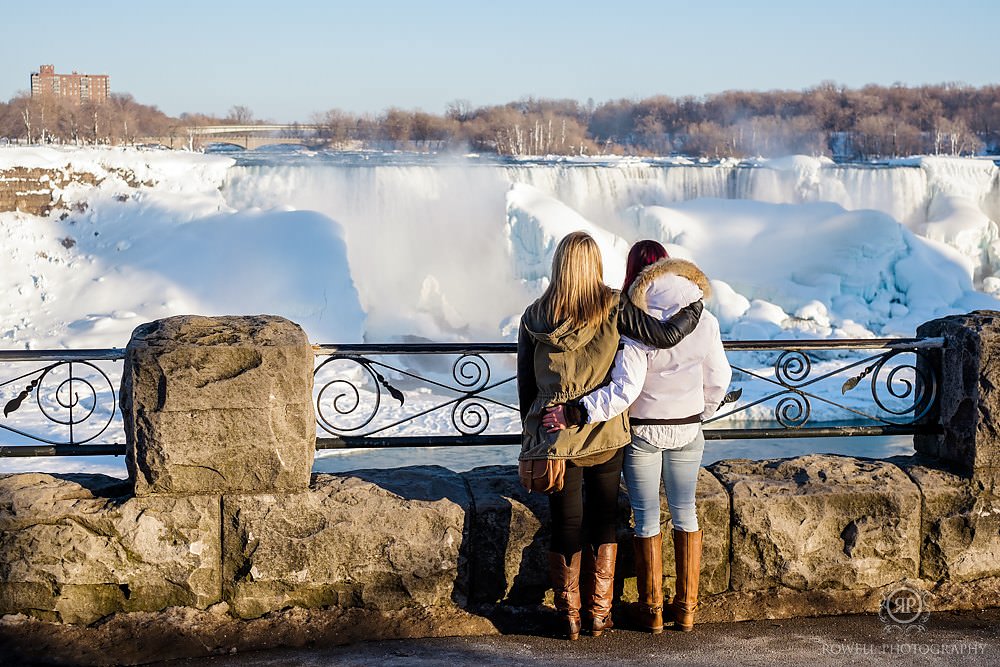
[548, 447, 624, 558]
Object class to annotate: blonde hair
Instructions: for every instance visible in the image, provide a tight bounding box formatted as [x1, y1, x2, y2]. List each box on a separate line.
[539, 232, 616, 330]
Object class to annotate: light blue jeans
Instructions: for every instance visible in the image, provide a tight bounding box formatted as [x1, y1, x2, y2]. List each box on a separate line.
[623, 428, 705, 536]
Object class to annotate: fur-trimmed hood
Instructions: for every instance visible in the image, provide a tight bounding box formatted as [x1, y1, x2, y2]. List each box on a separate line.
[628, 257, 710, 316]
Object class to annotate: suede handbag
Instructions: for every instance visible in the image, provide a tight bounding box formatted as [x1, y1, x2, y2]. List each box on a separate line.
[518, 458, 566, 494]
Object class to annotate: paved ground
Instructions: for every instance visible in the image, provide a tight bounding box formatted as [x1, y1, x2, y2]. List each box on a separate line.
[152, 609, 1000, 667]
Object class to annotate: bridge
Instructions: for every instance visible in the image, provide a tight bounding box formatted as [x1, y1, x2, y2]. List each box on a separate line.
[142, 125, 443, 152]
[138, 125, 328, 150]
[185, 124, 325, 150]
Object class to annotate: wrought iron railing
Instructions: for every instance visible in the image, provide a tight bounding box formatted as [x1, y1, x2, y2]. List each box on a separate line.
[0, 338, 943, 456]
[703, 337, 942, 439]
[0, 349, 125, 456]
[312, 343, 519, 449]
[311, 338, 943, 448]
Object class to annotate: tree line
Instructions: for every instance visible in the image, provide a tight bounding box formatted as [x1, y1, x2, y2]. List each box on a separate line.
[2, 82, 999, 159]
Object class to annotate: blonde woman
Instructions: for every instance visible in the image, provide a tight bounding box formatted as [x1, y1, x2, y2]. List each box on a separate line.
[517, 232, 702, 640]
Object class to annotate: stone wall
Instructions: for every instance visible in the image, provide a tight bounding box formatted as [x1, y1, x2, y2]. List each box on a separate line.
[2, 313, 1000, 663]
[0, 167, 89, 216]
[3, 455, 997, 626]
[0, 164, 149, 217]
[917, 311, 1000, 488]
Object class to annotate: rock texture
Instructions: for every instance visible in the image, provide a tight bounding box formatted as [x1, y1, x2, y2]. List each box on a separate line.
[223, 467, 471, 619]
[896, 458, 1000, 583]
[120, 315, 315, 495]
[462, 465, 550, 605]
[698, 575, 1000, 623]
[0, 473, 221, 624]
[710, 454, 920, 593]
[0, 165, 154, 217]
[0, 167, 97, 216]
[699, 581, 893, 623]
[916, 311, 1000, 487]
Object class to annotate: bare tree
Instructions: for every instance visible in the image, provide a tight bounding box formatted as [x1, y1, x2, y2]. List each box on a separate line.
[4, 82, 1000, 157]
[227, 105, 254, 125]
[311, 108, 356, 144]
[445, 99, 472, 122]
[379, 108, 413, 143]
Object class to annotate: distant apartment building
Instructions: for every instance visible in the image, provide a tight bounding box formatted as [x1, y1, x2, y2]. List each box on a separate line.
[30, 64, 110, 104]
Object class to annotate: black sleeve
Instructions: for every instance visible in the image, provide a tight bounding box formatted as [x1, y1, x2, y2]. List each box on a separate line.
[516, 322, 538, 421]
[564, 400, 588, 427]
[617, 297, 703, 349]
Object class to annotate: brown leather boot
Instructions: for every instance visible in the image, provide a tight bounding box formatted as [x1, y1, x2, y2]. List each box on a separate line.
[548, 551, 582, 640]
[667, 528, 702, 632]
[626, 533, 663, 633]
[581, 543, 617, 636]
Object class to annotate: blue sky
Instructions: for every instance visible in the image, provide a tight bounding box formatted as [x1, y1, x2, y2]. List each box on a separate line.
[3, 0, 997, 122]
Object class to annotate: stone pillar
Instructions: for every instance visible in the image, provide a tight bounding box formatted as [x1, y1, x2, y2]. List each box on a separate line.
[120, 315, 315, 496]
[916, 310, 1000, 487]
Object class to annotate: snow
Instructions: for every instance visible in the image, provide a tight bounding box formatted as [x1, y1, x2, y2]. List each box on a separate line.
[505, 182, 630, 288]
[0, 145, 233, 191]
[0, 146, 364, 349]
[2, 145, 998, 347]
[2, 145, 998, 350]
[628, 197, 988, 337]
[3, 146, 1000, 473]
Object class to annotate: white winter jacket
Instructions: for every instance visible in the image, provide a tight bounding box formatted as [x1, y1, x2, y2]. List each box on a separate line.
[580, 258, 732, 427]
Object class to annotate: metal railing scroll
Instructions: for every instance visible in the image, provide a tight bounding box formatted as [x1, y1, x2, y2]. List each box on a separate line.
[702, 337, 942, 439]
[312, 343, 520, 449]
[0, 349, 125, 456]
[0, 338, 944, 456]
[311, 338, 944, 449]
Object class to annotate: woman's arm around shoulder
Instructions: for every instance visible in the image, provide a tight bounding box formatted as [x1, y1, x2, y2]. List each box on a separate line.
[617, 295, 703, 349]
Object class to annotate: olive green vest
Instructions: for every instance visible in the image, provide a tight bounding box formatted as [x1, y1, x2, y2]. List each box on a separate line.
[518, 297, 630, 461]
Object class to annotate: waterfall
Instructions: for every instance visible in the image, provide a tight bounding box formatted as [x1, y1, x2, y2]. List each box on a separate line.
[221, 158, 1000, 340]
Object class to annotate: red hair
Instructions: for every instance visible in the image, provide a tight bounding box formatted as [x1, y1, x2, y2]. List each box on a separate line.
[622, 240, 669, 293]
